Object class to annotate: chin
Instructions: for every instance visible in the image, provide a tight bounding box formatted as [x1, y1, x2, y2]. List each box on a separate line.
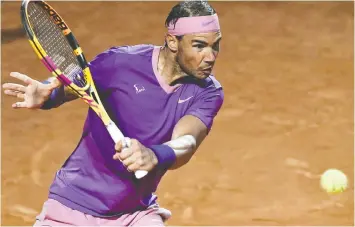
[195, 72, 210, 80]
[198, 75, 209, 80]
[183, 70, 209, 81]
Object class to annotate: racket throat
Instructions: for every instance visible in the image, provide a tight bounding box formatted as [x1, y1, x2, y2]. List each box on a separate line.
[90, 91, 100, 104]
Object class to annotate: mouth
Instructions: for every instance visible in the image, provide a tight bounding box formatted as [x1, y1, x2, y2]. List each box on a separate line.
[201, 68, 212, 75]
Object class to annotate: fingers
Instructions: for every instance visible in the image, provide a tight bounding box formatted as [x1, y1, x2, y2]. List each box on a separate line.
[113, 137, 131, 160]
[114, 140, 123, 153]
[127, 162, 141, 172]
[112, 153, 121, 161]
[121, 149, 136, 165]
[2, 83, 26, 92]
[10, 72, 33, 85]
[12, 102, 28, 109]
[112, 147, 133, 160]
[4, 90, 25, 99]
[114, 137, 131, 153]
[122, 156, 136, 172]
[120, 150, 143, 172]
[112, 146, 141, 172]
[113, 138, 152, 174]
[3, 82, 26, 99]
[119, 147, 134, 160]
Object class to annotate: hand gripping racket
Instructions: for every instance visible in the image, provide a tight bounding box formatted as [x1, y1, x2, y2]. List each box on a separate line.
[20, 0, 148, 179]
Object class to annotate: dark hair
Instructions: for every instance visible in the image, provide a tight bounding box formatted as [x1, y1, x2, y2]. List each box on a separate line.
[165, 1, 217, 28]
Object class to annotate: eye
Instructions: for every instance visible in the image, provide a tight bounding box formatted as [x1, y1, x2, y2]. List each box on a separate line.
[193, 44, 205, 49]
[212, 41, 220, 51]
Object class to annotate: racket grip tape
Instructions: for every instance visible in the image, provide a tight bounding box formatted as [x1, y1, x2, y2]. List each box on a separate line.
[106, 122, 148, 179]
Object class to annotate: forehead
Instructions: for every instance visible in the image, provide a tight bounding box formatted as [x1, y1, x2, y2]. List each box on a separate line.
[184, 31, 222, 41]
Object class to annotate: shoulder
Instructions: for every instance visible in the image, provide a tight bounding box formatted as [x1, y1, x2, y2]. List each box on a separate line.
[109, 44, 155, 56]
[89, 44, 155, 68]
[196, 75, 223, 96]
[184, 75, 224, 130]
[190, 74, 224, 105]
[94, 44, 155, 59]
[204, 75, 222, 90]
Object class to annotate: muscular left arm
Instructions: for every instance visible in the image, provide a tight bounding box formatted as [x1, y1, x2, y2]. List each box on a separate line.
[113, 115, 209, 172]
[165, 115, 208, 170]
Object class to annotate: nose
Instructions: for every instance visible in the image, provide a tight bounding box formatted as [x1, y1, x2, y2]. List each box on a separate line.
[204, 48, 217, 64]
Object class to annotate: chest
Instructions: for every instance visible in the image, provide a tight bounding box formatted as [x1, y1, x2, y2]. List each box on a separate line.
[101, 73, 196, 144]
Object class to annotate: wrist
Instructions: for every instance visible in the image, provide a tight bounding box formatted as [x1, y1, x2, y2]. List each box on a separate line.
[40, 80, 65, 110]
[149, 144, 176, 170]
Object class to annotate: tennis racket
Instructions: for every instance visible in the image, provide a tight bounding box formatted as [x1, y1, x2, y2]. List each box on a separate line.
[20, 0, 148, 179]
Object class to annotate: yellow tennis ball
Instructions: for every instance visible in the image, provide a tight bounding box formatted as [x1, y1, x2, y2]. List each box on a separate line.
[320, 169, 348, 194]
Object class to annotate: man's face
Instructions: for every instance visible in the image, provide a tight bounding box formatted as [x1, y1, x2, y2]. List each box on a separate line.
[177, 31, 222, 80]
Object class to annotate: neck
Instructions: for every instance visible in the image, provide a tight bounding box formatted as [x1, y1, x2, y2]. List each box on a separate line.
[157, 46, 188, 86]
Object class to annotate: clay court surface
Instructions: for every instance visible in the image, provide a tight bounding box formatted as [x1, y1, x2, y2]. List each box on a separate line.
[1, 1, 354, 226]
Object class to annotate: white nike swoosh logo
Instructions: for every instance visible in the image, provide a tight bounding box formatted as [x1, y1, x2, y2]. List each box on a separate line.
[178, 96, 193, 104]
[202, 20, 214, 26]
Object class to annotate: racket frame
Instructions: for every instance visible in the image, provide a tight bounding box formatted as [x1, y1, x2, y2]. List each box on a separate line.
[21, 0, 148, 179]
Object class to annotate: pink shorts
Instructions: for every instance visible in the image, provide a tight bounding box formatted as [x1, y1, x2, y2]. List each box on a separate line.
[34, 199, 171, 226]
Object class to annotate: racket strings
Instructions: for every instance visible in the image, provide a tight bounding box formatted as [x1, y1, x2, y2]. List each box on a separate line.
[27, 2, 87, 88]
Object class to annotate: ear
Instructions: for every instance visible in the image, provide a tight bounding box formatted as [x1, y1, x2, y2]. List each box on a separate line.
[165, 33, 179, 53]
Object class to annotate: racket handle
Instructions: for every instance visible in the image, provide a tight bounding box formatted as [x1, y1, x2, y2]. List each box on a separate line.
[135, 170, 148, 179]
[106, 121, 125, 145]
[106, 121, 148, 179]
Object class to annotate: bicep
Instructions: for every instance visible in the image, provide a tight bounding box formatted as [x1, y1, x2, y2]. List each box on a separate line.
[171, 115, 208, 147]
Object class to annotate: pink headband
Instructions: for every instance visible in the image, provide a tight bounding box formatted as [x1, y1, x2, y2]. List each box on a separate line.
[167, 14, 220, 35]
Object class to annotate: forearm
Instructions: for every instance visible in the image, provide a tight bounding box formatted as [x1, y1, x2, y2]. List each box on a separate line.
[63, 86, 79, 102]
[46, 76, 78, 102]
[164, 135, 197, 170]
[152, 115, 207, 170]
[148, 115, 207, 171]
[41, 77, 78, 109]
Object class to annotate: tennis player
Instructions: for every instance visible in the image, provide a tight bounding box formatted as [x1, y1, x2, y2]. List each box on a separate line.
[3, 1, 224, 226]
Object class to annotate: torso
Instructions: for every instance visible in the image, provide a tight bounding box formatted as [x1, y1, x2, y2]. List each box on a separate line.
[48, 45, 223, 217]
